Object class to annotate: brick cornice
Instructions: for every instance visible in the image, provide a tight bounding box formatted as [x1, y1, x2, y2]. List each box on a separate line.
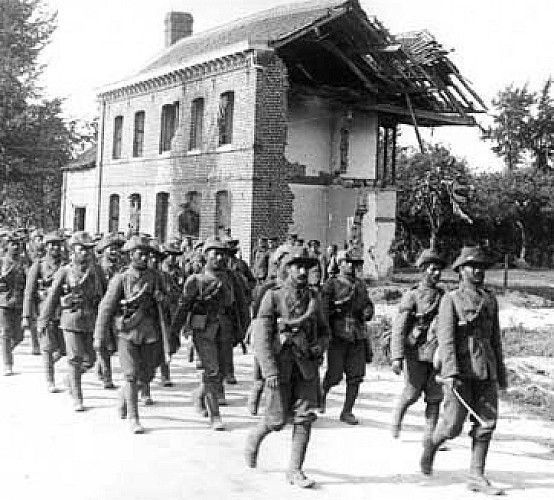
[98, 51, 252, 102]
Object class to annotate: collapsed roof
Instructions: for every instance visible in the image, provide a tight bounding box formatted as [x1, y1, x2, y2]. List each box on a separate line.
[100, 0, 485, 126]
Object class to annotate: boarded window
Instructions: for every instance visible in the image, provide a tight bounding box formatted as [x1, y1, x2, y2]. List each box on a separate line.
[376, 119, 398, 186]
[129, 193, 141, 235]
[112, 115, 123, 159]
[160, 101, 180, 153]
[133, 111, 145, 157]
[215, 190, 230, 235]
[178, 191, 201, 237]
[218, 91, 234, 146]
[108, 194, 120, 233]
[73, 207, 86, 231]
[155, 192, 169, 243]
[189, 98, 204, 150]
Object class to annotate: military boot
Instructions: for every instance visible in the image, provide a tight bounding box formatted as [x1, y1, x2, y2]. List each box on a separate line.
[118, 384, 128, 419]
[70, 364, 84, 412]
[192, 385, 208, 417]
[128, 382, 144, 434]
[339, 383, 360, 425]
[43, 352, 59, 393]
[160, 362, 173, 387]
[319, 388, 329, 414]
[205, 389, 224, 431]
[391, 395, 411, 438]
[217, 382, 228, 406]
[141, 382, 153, 406]
[423, 402, 441, 443]
[2, 336, 13, 375]
[420, 434, 446, 475]
[286, 422, 315, 488]
[30, 327, 41, 355]
[247, 380, 264, 416]
[101, 355, 116, 389]
[245, 423, 271, 468]
[467, 439, 504, 495]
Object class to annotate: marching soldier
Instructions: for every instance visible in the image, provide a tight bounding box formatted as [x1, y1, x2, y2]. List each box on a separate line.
[245, 247, 330, 488]
[22, 230, 66, 391]
[94, 235, 168, 434]
[171, 236, 249, 430]
[390, 249, 446, 440]
[95, 233, 126, 389]
[24, 228, 45, 355]
[38, 231, 105, 411]
[0, 232, 26, 375]
[252, 237, 270, 285]
[320, 249, 374, 425]
[420, 246, 507, 496]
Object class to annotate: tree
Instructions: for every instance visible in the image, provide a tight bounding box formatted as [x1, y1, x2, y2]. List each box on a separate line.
[489, 79, 554, 172]
[0, 1, 79, 228]
[395, 144, 473, 259]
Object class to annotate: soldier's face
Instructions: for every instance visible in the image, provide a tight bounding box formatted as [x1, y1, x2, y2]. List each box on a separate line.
[131, 249, 149, 270]
[46, 242, 62, 260]
[287, 262, 308, 287]
[423, 263, 443, 286]
[72, 244, 91, 265]
[104, 245, 121, 262]
[205, 249, 227, 270]
[460, 263, 485, 286]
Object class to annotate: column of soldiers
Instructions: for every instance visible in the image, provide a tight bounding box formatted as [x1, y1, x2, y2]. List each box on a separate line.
[0, 226, 507, 495]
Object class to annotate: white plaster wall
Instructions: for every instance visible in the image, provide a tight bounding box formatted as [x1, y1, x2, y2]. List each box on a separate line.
[290, 184, 328, 244]
[61, 168, 98, 233]
[327, 185, 357, 249]
[348, 112, 378, 179]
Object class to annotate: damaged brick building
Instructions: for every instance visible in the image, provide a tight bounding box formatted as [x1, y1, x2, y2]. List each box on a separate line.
[61, 0, 484, 276]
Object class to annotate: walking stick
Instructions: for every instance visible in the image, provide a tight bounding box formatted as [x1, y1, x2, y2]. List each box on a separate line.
[452, 387, 494, 429]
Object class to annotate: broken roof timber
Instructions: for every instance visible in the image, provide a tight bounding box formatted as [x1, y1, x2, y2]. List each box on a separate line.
[364, 103, 477, 127]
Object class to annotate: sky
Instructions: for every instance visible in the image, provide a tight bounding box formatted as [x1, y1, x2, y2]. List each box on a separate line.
[40, 0, 553, 171]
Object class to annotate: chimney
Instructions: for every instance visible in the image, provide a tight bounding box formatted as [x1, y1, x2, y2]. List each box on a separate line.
[164, 11, 193, 47]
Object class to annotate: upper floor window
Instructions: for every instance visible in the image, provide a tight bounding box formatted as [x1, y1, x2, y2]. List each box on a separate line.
[73, 207, 86, 232]
[129, 193, 141, 235]
[218, 91, 234, 146]
[133, 111, 145, 157]
[215, 190, 230, 236]
[160, 101, 180, 153]
[189, 98, 204, 151]
[178, 191, 201, 238]
[112, 115, 123, 159]
[376, 119, 398, 186]
[155, 192, 169, 243]
[108, 194, 120, 233]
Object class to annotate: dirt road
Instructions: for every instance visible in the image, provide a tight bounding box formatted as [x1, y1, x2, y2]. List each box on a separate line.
[1, 341, 553, 500]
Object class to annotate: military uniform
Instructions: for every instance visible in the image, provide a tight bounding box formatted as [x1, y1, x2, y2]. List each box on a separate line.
[38, 232, 105, 411]
[321, 251, 374, 425]
[22, 231, 66, 390]
[0, 235, 26, 375]
[390, 249, 445, 440]
[421, 246, 507, 495]
[94, 236, 166, 433]
[252, 238, 270, 284]
[245, 248, 330, 488]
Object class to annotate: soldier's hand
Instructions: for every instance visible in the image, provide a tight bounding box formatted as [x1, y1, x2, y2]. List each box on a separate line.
[266, 375, 279, 389]
[443, 376, 463, 391]
[391, 359, 403, 375]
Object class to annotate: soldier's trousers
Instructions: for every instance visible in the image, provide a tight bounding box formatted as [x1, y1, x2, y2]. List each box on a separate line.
[434, 378, 498, 442]
[400, 357, 443, 404]
[63, 330, 96, 372]
[0, 308, 23, 369]
[118, 337, 162, 384]
[323, 338, 366, 389]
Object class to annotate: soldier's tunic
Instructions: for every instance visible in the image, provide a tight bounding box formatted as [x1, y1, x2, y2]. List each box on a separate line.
[22, 257, 65, 385]
[434, 283, 507, 441]
[0, 256, 26, 371]
[252, 247, 270, 283]
[94, 267, 163, 384]
[391, 283, 444, 403]
[98, 256, 122, 354]
[322, 275, 373, 389]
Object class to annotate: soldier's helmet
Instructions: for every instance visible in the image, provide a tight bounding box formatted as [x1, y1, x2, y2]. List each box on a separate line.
[281, 246, 318, 268]
[161, 241, 183, 256]
[68, 231, 95, 248]
[202, 236, 227, 254]
[451, 246, 493, 272]
[121, 235, 152, 253]
[416, 248, 446, 269]
[95, 233, 125, 252]
[43, 230, 66, 246]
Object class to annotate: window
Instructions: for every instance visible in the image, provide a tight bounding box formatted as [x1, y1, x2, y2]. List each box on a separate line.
[339, 127, 349, 174]
[160, 102, 180, 153]
[129, 193, 141, 235]
[108, 194, 120, 233]
[218, 91, 234, 146]
[178, 191, 201, 237]
[133, 111, 145, 157]
[189, 98, 204, 151]
[112, 116, 123, 159]
[73, 207, 86, 231]
[155, 192, 169, 243]
[215, 190, 230, 235]
[376, 118, 398, 186]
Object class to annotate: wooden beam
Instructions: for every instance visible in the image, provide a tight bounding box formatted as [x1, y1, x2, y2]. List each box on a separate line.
[405, 93, 425, 153]
[320, 40, 379, 94]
